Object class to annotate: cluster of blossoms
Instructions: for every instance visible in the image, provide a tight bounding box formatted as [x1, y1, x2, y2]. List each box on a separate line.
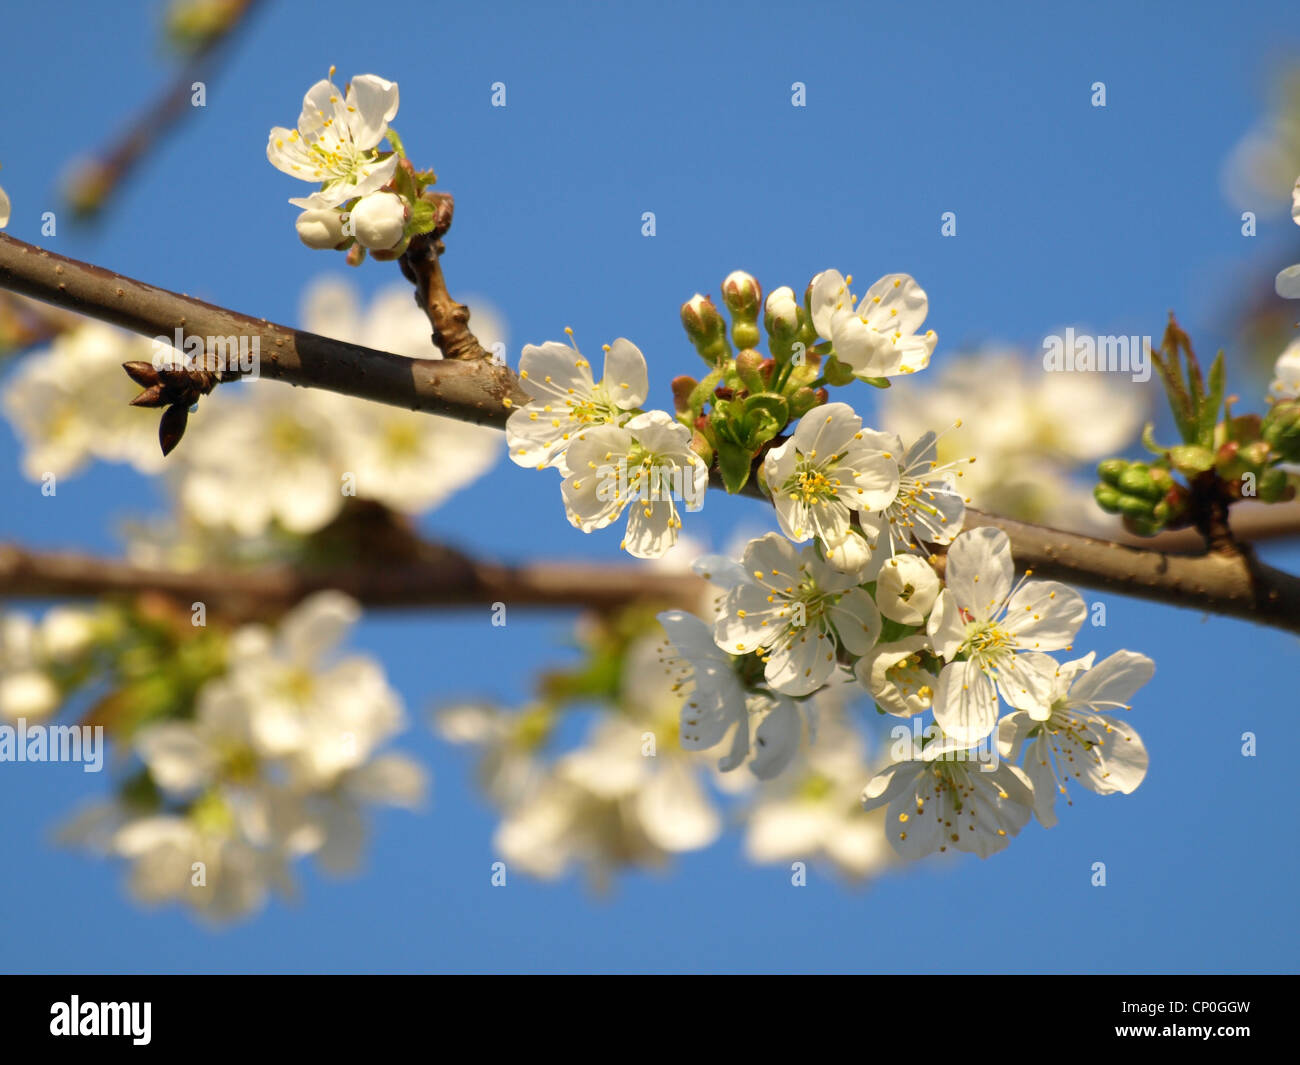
[584, 268, 1160, 863]
[506, 266, 943, 558]
[505, 332, 708, 558]
[661, 524, 1155, 861]
[438, 621, 893, 888]
[269, 71, 439, 262]
[61, 593, 425, 921]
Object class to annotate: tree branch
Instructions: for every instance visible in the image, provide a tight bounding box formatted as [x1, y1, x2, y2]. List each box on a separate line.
[0, 233, 528, 425]
[62, 0, 265, 218]
[0, 541, 702, 623]
[955, 511, 1300, 635]
[1, 233, 1298, 634]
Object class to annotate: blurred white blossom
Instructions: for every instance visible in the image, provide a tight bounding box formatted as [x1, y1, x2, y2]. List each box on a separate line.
[879, 348, 1144, 529]
[2, 321, 171, 479]
[172, 277, 501, 536]
[61, 592, 425, 922]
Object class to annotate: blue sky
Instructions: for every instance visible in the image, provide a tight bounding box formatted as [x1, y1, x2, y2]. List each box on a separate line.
[1, 0, 1298, 973]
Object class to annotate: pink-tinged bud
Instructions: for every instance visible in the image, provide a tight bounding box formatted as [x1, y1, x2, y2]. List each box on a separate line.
[690, 431, 714, 465]
[671, 375, 699, 413]
[694, 414, 710, 433]
[681, 294, 729, 363]
[735, 349, 766, 393]
[788, 387, 820, 418]
[296, 209, 346, 250]
[350, 191, 410, 250]
[721, 270, 762, 321]
[814, 387, 829, 404]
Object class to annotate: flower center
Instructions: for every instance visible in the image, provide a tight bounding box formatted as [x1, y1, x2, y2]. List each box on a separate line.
[787, 463, 840, 505]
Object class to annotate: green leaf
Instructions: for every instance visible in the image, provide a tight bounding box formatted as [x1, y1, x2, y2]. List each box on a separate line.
[407, 198, 438, 236]
[858, 375, 891, 389]
[1197, 351, 1226, 448]
[1151, 349, 1198, 442]
[743, 393, 789, 434]
[716, 438, 755, 494]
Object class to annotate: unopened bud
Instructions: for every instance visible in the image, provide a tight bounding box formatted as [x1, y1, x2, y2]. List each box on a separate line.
[764, 285, 800, 340]
[1117, 463, 1164, 501]
[722, 272, 762, 351]
[690, 430, 714, 465]
[1262, 400, 1300, 463]
[1116, 493, 1157, 520]
[681, 294, 729, 365]
[671, 375, 699, 414]
[1094, 485, 1122, 513]
[351, 191, 410, 251]
[788, 387, 821, 418]
[296, 208, 346, 250]
[735, 349, 767, 393]
[722, 271, 762, 318]
[1258, 467, 1296, 503]
[1097, 458, 1128, 487]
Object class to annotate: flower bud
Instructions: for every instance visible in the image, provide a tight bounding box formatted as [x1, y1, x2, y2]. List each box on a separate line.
[721, 271, 762, 319]
[1116, 492, 1157, 520]
[1117, 463, 1164, 501]
[735, 349, 767, 394]
[671, 375, 699, 414]
[1258, 467, 1295, 503]
[690, 430, 714, 466]
[1262, 399, 1300, 463]
[1097, 458, 1128, 487]
[788, 387, 821, 418]
[764, 286, 800, 339]
[350, 191, 410, 251]
[1094, 484, 1123, 513]
[721, 272, 762, 350]
[296, 208, 346, 250]
[681, 294, 729, 365]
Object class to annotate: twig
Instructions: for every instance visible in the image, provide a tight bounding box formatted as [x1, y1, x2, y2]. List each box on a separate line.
[62, 0, 264, 218]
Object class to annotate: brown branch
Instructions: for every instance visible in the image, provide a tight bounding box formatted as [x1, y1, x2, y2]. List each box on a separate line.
[0, 233, 528, 427]
[398, 195, 491, 361]
[1, 232, 1299, 633]
[0, 542, 703, 624]
[955, 511, 1300, 635]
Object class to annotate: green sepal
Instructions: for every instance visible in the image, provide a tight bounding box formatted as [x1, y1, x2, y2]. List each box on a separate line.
[1168, 444, 1215, 475]
[716, 438, 755, 494]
